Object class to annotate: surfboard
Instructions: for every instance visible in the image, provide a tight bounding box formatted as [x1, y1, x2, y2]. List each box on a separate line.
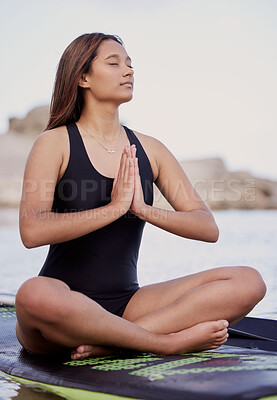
[1, 295, 277, 400]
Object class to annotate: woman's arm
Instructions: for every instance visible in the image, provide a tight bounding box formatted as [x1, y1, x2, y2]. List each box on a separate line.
[20, 130, 135, 248]
[132, 137, 219, 243]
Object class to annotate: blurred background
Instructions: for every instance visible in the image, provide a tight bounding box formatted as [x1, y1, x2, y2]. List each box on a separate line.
[0, 1, 277, 398]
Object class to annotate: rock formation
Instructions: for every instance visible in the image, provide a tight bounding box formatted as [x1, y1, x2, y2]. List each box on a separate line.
[8, 105, 49, 137]
[0, 132, 34, 207]
[154, 158, 277, 210]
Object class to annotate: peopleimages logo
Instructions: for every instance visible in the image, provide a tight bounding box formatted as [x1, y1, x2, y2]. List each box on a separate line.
[21, 179, 153, 203]
[21, 178, 257, 204]
[154, 178, 257, 203]
[244, 178, 256, 202]
[192, 178, 257, 202]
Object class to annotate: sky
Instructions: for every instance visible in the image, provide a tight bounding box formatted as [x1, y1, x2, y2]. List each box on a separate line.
[1, 0, 276, 180]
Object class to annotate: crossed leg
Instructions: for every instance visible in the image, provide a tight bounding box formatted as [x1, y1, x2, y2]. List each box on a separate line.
[15, 276, 231, 359]
[73, 266, 266, 359]
[124, 266, 266, 329]
[15, 277, 177, 357]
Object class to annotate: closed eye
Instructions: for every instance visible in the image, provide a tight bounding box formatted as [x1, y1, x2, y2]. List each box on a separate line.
[109, 63, 134, 69]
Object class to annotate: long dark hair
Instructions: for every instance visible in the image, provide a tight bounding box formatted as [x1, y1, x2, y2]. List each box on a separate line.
[45, 33, 123, 131]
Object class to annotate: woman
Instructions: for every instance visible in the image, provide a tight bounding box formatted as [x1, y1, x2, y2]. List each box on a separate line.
[16, 32, 266, 360]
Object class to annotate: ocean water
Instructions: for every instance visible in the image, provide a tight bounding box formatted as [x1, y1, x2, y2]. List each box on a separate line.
[0, 209, 276, 399]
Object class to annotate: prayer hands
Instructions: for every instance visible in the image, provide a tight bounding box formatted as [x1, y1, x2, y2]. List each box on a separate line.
[111, 144, 146, 217]
[128, 145, 146, 217]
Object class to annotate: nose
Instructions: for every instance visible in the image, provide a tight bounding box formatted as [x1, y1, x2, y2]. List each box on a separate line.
[123, 65, 134, 77]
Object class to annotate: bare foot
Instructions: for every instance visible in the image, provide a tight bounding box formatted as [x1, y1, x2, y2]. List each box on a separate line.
[71, 344, 116, 360]
[71, 320, 229, 360]
[165, 320, 229, 355]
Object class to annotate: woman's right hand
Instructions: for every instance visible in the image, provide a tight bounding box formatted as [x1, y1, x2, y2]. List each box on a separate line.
[110, 145, 135, 215]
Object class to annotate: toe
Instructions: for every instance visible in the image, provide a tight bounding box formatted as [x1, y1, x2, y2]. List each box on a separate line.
[216, 320, 229, 332]
[215, 327, 228, 339]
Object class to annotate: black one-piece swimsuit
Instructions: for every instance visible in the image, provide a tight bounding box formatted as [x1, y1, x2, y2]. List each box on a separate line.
[39, 122, 154, 317]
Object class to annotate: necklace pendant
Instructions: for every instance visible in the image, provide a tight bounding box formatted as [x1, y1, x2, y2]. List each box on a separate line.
[78, 121, 122, 154]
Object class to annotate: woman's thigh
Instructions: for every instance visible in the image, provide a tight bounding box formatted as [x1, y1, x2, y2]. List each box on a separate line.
[122, 266, 256, 322]
[15, 276, 72, 355]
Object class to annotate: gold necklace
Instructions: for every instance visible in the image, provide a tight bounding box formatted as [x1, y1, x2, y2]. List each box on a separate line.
[78, 121, 122, 154]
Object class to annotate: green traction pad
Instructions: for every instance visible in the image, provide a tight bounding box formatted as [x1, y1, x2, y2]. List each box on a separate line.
[1, 307, 277, 400]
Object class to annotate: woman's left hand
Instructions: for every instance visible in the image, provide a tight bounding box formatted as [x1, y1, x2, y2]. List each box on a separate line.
[129, 145, 147, 217]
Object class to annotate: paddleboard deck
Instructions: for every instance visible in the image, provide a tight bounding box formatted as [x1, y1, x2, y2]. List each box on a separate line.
[1, 303, 277, 400]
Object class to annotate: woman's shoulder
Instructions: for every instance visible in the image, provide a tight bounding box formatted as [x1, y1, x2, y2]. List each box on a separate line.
[35, 125, 68, 145]
[131, 128, 170, 182]
[133, 128, 175, 158]
[27, 125, 70, 182]
[30, 125, 69, 157]
[132, 129, 164, 150]
[30, 125, 69, 160]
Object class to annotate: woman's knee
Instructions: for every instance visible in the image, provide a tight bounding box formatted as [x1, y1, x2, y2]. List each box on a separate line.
[15, 277, 70, 323]
[233, 266, 266, 307]
[16, 277, 40, 314]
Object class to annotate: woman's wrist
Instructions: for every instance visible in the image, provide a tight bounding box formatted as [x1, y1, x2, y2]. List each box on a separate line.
[108, 202, 130, 219]
[132, 204, 152, 221]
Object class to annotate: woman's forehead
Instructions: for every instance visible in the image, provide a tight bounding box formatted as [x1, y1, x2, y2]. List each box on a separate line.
[97, 40, 129, 60]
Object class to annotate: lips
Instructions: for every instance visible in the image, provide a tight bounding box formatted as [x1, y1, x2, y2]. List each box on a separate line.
[121, 81, 133, 87]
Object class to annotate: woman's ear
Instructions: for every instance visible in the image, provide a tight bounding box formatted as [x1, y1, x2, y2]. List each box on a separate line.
[78, 74, 90, 88]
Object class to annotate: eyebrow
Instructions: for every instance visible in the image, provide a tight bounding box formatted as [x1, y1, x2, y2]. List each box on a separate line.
[104, 53, 132, 62]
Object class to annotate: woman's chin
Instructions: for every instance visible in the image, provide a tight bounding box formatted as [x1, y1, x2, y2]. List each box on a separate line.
[117, 94, 133, 105]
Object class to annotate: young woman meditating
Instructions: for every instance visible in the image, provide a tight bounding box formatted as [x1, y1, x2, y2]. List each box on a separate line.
[15, 32, 266, 360]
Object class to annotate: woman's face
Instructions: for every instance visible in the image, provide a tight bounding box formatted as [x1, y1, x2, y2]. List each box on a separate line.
[82, 39, 134, 105]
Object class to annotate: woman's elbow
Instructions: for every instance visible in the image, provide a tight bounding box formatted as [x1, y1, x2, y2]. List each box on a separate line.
[21, 231, 37, 249]
[197, 210, 219, 243]
[206, 221, 219, 243]
[210, 224, 219, 242]
[20, 223, 40, 249]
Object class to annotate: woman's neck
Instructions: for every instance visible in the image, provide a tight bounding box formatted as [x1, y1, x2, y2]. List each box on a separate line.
[79, 100, 121, 140]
